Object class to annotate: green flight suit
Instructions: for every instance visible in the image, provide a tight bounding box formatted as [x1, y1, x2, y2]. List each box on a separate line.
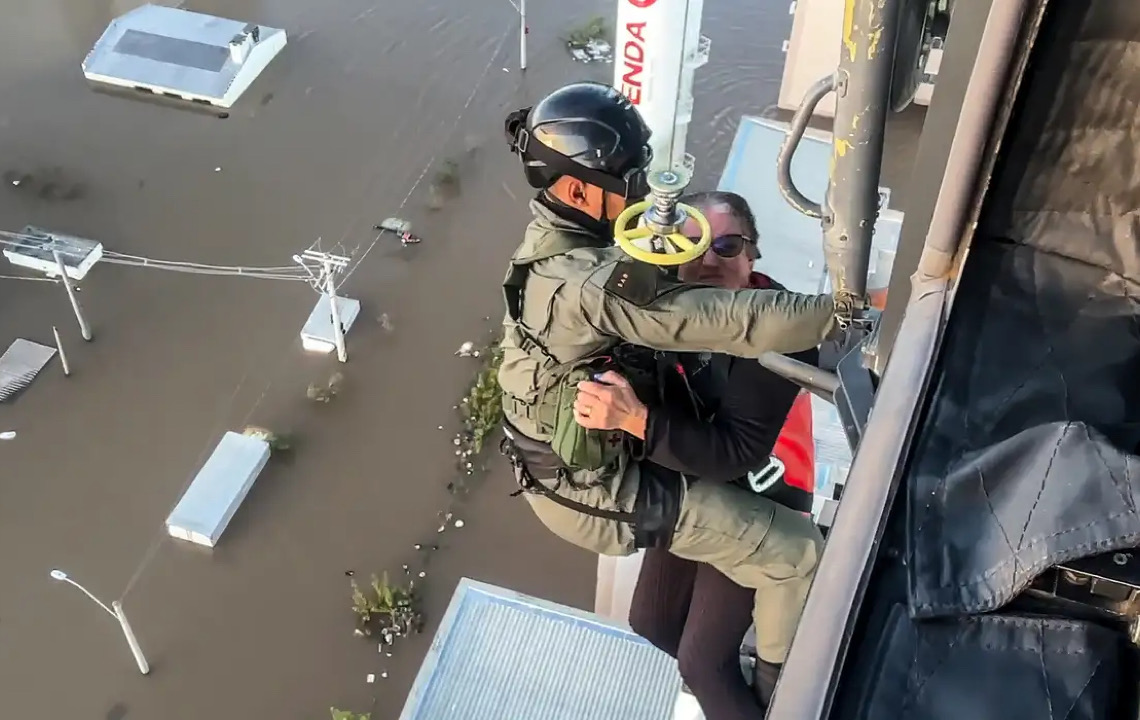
[499, 200, 834, 663]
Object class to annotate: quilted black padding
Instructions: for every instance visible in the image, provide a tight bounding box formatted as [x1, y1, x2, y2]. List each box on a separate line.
[857, 607, 1122, 720]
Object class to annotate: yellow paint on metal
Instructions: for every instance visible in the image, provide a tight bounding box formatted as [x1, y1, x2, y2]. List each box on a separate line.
[866, 1, 883, 58]
[842, 0, 858, 62]
[835, 139, 852, 157]
[868, 28, 882, 58]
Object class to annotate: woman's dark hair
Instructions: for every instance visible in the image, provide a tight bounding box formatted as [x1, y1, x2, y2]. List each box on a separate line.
[681, 190, 760, 258]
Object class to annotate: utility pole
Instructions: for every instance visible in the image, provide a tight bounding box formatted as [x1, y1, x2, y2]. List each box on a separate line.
[51, 246, 92, 341]
[52, 326, 71, 376]
[300, 249, 350, 363]
[50, 569, 149, 675]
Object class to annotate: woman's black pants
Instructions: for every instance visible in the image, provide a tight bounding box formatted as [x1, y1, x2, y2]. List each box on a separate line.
[628, 548, 764, 720]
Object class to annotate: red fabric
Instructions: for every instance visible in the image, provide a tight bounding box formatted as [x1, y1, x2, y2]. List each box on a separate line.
[750, 272, 816, 493]
[772, 393, 816, 492]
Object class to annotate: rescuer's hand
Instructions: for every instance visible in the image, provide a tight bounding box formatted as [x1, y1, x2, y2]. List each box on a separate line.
[574, 371, 649, 440]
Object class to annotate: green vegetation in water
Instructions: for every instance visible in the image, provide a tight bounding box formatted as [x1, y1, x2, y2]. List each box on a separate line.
[330, 709, 370, 720]
[241, 426, 292, 452]
[345, 334, 502, 663]
[565, 16, 609, 47]
[350, 572, 424, 642]
[307, 371, 345, 403]
[433, 158, 460, 188]
[458, 341, 504, 455]
[426, 157, 462, 211]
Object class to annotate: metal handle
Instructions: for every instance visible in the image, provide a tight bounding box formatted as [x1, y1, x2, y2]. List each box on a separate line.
[758, 352, 839, 402]
[776, 75, 838, 219]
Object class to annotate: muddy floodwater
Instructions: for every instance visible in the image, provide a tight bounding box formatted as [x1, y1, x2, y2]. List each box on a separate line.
[0, 1, 793, 717]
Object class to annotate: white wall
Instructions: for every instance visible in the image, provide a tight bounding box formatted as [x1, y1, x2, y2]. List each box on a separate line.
[778, 0, 845, 118]
[594, 551, 645, 624]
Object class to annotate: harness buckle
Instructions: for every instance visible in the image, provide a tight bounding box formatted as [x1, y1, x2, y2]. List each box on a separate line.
[747, 456, 786, 494]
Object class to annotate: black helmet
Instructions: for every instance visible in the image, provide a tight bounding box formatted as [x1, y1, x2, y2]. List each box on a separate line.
[505, 82, 652, 199]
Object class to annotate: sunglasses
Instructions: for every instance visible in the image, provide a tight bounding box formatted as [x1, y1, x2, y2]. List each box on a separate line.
[684, 233, 755, 259]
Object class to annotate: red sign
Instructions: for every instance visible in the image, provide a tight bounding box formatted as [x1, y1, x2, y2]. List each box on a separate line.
[629, 0, 657, 6]
[619, 20, 647, 104]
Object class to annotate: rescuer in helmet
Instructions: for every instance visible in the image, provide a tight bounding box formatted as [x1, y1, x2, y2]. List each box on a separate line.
[497, 81, 835, 671]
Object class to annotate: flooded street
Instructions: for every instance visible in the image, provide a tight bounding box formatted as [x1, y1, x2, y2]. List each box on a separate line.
[0, 0, 794, 717]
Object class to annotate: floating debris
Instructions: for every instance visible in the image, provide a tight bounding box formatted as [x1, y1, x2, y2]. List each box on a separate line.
[565, 17, 613, 63]
[366, 673, 375, 683]
[570, 38, 613, 63]
[375, 217, 412, 234]
[0, 431, 14, 440]
[344, 337, 503, 662]
[307, 371, 344, 403]
[455, 341, 476, 357]
[378, 313, 394, 332]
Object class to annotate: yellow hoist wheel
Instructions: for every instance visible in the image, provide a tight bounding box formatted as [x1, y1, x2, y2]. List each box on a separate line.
[613, 201, 713, 266]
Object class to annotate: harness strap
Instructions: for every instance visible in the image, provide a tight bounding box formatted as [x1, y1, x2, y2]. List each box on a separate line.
[500, 436, 639, 524]
[503, 263, 560, 369]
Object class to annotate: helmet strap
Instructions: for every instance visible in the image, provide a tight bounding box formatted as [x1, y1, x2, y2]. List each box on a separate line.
[537, 193, 614, 241]
[515, 129, 647, 199]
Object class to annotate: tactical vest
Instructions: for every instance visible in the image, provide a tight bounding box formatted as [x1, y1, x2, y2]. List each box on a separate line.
[501, 237, 629, 472]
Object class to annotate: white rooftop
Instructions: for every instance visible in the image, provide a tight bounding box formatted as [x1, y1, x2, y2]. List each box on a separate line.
[82, 4, 286, 108]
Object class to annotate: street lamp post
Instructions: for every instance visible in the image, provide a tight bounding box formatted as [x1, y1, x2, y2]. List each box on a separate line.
[519, 0, 527, 71]
[49, 569, 150, 675]
[504, 0, 527, 71]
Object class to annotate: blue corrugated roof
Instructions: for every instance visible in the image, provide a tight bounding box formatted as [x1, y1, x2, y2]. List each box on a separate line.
[400, 579, 682, 720]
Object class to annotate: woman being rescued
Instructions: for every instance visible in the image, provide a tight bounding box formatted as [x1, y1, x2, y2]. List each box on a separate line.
[574, 191, 818, 719]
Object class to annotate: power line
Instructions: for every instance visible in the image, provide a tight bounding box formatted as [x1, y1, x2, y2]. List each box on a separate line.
[0, 231, 310, 281]
[0, 274, 59, 283]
